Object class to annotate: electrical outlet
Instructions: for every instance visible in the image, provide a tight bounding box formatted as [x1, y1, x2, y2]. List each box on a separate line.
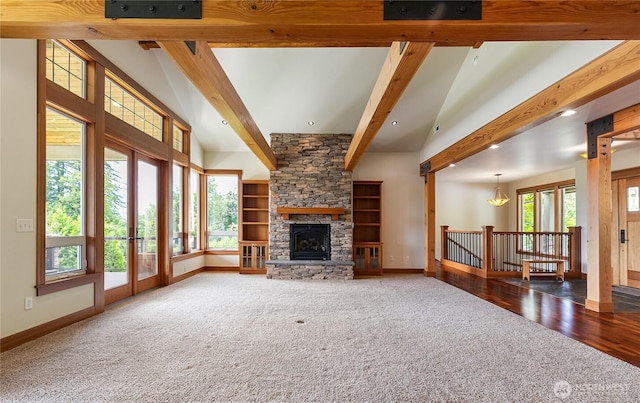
[16, 219, 34, 233]
[404, 255, 410, 262]
[25, 296, 33, 310]
[389, 256, 394, 262]
[183, 264, 187, 273]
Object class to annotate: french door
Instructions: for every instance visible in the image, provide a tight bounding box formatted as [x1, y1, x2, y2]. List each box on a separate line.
[104, 142, 162, 304]
[612, 174, 640, 289]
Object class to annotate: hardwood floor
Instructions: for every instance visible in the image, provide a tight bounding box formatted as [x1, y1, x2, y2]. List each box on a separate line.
[434, 268, 640, 368]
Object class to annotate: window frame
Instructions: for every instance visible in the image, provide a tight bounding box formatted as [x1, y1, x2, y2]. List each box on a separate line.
[516, 179, 576, 256]
[188, 165, 204, 252]
[37, 39, 193, 296]
[44, 107, 88, 281]
[37, 40, 99, 295]
[204, 170, 242, 254]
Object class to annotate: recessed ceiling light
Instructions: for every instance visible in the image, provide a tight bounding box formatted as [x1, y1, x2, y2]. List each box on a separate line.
[561, 110, 577, 117]
[391, 121, 398, 126]
[307, 121, 315, 126]
[221, 120, 228, 125]
[489, 144, 500, 150]
[449, 163, 456, 167]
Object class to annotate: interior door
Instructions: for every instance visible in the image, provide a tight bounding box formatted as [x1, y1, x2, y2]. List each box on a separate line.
[104, 143, 161, 304]
[617, 176, 640, 288]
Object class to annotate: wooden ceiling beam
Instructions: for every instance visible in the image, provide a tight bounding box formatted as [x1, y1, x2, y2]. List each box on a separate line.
[607, 103, 640, 138]
[423, 41, 640, 173]
[139, 41, 483, 49]
[2, 1, 640, 42]
[345, 41, 434, 171]
[157, 41, 277, 170]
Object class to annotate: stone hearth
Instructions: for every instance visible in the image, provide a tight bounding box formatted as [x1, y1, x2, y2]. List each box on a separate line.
[266, 133, 354, 280]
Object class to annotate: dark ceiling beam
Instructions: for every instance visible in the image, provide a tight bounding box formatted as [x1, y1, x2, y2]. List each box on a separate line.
[423, 41, 640, 173]
[157, 40, 277, 170]
[1, 1, 639, 42]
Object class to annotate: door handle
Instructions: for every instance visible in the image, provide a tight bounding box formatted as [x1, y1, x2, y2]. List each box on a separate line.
[620, 229, 626, 244]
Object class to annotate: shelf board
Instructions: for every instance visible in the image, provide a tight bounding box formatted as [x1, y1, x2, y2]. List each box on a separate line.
[276, 207, 345, 220]
[243, 222, 268, 225]
[355, 223, 381, 226]
[354, 209, 380, 212]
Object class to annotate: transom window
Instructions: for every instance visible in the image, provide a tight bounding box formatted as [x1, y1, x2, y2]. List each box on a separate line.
[104, 75, 162, 141]
[45, 40, 85, 98]
[173, 124, 184, 153]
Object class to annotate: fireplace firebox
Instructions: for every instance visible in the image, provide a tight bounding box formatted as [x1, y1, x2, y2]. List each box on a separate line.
[290, 224, 330, 260]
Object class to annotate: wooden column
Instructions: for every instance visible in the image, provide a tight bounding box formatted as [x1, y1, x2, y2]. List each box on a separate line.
[440, 226, 449, 263]
[424, 172, 436, 276]
[482, 226, 494, 274]
[568, 226, 582, 276]
[585, 137, 614, 312]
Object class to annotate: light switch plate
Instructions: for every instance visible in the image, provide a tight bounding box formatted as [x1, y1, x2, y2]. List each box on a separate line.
[16, 219, 34, 232]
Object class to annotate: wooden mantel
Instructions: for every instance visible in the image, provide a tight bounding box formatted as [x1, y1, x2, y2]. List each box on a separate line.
[276, 207, 345, 221]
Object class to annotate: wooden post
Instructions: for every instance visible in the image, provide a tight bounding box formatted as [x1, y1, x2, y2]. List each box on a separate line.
[424, 171, 436, 277]
[482, 226, 494, 274]
[585, 137, 614, 312]
[441, 226, 449, 262]
[568, 226, 582, 276]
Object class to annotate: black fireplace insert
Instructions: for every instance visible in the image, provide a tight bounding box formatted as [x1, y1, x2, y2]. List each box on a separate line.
[290, 224, 330, 260]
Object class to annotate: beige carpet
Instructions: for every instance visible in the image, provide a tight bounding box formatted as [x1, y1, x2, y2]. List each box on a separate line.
[1, 273, 638, 402]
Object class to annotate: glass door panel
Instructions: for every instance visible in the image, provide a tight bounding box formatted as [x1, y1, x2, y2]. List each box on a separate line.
[136, 160, 158, 281]
[104, 147, 130, 291]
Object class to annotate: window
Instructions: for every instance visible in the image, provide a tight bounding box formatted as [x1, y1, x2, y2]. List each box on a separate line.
[45, 108, 86, 280]
[206, 173, 239, 250]
[561, 186, 577, 231]
[104, 75, 162, 141]
[189, 169, 201, 251]
[172, 164, 185, 255]
[173, 124, 184, 153]
[517, 181, 576, 255]
[45, 40, 85, 98]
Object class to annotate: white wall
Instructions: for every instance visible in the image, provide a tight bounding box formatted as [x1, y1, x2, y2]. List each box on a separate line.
[1, 39, 95, 339]
[353, 153, 425, 269]
[434, 180, 509, 260]
[204, 151, 270, 180]
[420, 41, 621, 161]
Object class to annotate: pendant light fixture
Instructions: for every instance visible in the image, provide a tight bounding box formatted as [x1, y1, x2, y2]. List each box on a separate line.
[487, 174, 509, 207]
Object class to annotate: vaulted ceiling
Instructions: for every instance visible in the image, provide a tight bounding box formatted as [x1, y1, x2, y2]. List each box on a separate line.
[2, 1, 639, 180]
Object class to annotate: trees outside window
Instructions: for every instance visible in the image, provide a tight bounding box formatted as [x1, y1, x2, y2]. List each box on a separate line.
[517, 182, 576, 255]
[206, 174, 238, 250]
[45, 108, 86, 280]
[189, 170, 201, 251]
[172, 163, 184, 255]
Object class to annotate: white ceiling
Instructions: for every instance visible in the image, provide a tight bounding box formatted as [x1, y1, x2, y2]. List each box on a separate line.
[110, 40, 639, 183]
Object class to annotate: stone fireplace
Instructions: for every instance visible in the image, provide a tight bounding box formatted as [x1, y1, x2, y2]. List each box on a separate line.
[266, 133, 354, 280]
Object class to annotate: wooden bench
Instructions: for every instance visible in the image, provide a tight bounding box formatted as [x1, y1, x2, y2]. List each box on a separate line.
[522, 259, 565, 281]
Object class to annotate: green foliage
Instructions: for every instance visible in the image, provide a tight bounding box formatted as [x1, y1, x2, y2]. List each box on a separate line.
[104, 162, 127, 272]
[563, 189, 577, 231]
[46, 161, 82, 270]
[206, 177, 238, 249]
[521, 192, 534, 232]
